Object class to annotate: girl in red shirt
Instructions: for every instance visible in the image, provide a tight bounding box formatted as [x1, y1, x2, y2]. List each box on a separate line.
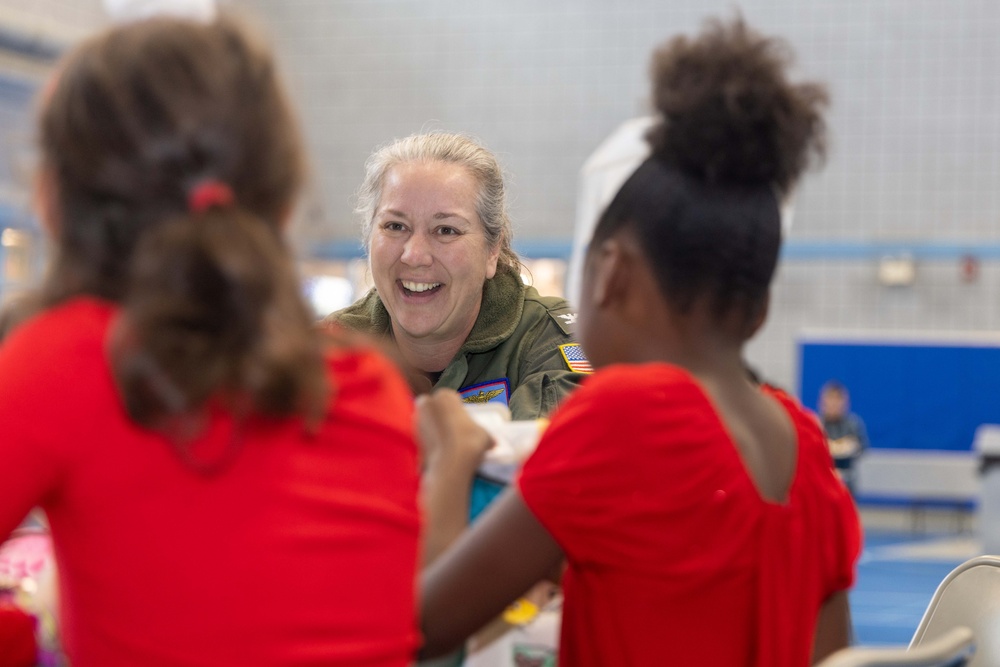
[420, 17, 860, 667]
[0, 16, 419, 667]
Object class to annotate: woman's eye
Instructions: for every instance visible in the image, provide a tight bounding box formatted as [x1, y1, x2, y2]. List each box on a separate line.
[383, 222, 406, 232]
[436, 226, 460, 236]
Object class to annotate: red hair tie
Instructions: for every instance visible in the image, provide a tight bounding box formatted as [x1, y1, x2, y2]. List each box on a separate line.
[188, 181, 235, 214]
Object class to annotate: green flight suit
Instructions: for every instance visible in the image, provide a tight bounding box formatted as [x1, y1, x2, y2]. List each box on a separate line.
[328, 264, 587, 420]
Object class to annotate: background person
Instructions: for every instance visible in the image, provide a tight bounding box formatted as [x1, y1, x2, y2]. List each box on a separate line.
[0, 16, 420, 667]
[418, 17, 861, 666]
[819, 380, 870, 495]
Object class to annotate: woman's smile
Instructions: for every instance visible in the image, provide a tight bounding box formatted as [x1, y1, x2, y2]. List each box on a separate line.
[400, 280, 443, 295]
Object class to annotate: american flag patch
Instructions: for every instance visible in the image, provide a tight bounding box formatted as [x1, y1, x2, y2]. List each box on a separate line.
[559, 343, 593, 374]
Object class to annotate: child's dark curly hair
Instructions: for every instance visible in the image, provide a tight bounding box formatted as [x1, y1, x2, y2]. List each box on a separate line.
[591, 17, 829, 332]
[647, 16, 828, 197]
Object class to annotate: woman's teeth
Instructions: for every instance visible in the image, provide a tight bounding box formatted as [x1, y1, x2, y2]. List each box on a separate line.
[402, 281, 441, 293]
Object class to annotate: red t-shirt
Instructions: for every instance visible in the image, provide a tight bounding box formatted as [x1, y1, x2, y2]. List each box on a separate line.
[518, 364, 861, 667]
[0, 298, 421, 667]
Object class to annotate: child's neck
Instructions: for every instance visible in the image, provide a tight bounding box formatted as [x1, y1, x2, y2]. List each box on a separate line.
[624, 310, 748, 382]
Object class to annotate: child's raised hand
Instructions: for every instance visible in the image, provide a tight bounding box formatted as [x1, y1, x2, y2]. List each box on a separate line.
[416, 390, 496, 565]
[416, 390, 493, 479]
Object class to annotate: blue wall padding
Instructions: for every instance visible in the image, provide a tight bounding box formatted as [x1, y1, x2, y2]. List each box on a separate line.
[798, 340, 1000, 452]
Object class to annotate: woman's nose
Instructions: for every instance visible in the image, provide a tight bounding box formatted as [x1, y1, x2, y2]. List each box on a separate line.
[400, 232, 433, 267]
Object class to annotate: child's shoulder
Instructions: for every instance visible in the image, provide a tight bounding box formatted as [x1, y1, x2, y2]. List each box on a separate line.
[581, 362, 700, 393]
[1, 297, 114, 363]
[564, 363, 707, 417]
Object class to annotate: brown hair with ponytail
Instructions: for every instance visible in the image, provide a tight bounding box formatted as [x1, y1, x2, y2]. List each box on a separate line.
[38, 16, 327, 435]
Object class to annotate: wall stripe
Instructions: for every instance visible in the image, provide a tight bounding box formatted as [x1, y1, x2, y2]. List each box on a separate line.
[307, 239, 1000, 262]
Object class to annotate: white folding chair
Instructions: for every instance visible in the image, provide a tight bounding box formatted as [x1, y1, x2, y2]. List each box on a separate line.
[910, 555, 1000, 667]
[819, 627, 974, 667]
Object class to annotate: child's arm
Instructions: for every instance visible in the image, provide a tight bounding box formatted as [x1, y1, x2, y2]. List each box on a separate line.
[811, 590, 851, 663]
[420, 488, 564, 658]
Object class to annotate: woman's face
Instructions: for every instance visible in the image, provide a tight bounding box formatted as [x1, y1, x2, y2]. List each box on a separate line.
[369, 160, 500, 347]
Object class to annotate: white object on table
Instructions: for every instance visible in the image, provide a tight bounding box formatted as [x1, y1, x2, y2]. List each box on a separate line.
[465, 404, 547, 484]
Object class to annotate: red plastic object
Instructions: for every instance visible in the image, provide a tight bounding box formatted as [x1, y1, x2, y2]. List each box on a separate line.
[0, 605, 37, 667]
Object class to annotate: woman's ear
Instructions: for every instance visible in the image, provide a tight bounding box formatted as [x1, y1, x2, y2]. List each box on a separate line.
[33, 167, 60, 239]
[484, 243, 500, 280]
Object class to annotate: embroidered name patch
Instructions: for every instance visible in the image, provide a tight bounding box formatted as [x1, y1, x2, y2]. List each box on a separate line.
[460, 378, 511, 406]
[559, 343, 593, 374]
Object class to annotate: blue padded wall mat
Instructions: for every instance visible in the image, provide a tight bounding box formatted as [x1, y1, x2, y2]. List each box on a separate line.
[798, 337, 1000, 452]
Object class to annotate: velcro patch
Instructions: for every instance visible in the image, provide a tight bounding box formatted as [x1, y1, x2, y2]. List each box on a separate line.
[460, 378, 511, 406]
[559, 343, 593, 374]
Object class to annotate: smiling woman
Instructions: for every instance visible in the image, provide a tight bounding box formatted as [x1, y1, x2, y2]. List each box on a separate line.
[327, 131, 587, 526]
[329, 132, 585, 419]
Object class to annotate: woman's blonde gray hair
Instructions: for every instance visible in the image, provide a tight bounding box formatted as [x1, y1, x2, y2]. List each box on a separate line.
[356, 131, 520, 273]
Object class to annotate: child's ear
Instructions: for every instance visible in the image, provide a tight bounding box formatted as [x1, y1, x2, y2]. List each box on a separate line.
[590, 238, 631, 309]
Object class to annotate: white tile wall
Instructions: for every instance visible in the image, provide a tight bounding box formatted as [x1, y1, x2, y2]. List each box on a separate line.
[1, 0, 998, 390]
[233, 0, 1000, 389]
[237, 0, 1000, 244]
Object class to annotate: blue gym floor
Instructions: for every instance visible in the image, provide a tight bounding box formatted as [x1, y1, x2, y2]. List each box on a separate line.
[851, 527, 978, 646]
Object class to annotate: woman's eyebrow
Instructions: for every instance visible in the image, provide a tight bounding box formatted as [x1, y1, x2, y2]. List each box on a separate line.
[433, 212, 470, 223]
[376, 209, 471, 224]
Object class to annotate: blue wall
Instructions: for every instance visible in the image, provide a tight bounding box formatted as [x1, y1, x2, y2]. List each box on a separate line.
[799, 338, 1000, 452]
